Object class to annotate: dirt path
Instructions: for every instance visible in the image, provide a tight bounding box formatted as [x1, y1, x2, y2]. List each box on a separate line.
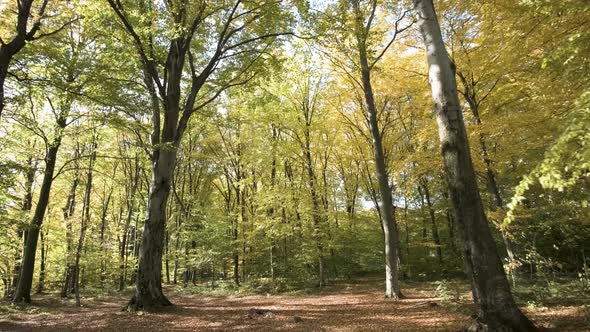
[0, 282, 587, 331]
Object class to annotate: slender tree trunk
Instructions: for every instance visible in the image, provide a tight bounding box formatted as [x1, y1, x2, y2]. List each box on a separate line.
[231, 184, 240, 287]
[99, 189, 112, 288]
[236, 144, 249, 284]
[303, 123, 326, 287]
[268, 133, 277, 279]
[403, 199, 411, 259]
[13, 142, 61, 303]
[165, 231, 171, 284]
[61, 156, 80, 298]
[120, 155, 139, 291]
[74, 137, 96, 306]
[421, 179, 442, 264]
[8, 157, 36, 299]
[36, 227, 47, 294]
[0, 58, 7, 117]
[353, 5, 402, 298]
[414, 1, 537, 330]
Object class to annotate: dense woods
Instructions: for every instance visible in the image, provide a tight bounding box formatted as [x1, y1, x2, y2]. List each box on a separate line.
[0, 0, 589, 331]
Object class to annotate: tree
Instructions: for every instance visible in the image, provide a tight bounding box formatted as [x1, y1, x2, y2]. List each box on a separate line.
[413, 0, 538, 330]
[12, 11, 102, 303]
[329, 0, 412, 299]
[106, 0, 294, 310]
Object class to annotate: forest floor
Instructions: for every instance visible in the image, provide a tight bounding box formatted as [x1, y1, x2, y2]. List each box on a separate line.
[0, 279, 588, 331]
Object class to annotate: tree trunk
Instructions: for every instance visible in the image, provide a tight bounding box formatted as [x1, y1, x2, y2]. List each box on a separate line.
[13, 143, 61, 303]
[421, 179, 442, 264]
[303, 121, 326, 288]
[36, 228, 47, 294]
[61, 155, 80, 298]
[353, 6, 402, 298]
[127, 149, 175, 310]
[8, 156, 36, 299]
[0, 57, 7, 117]
[99, 188, 112, 288]
[120, 155, 139, 291]
[165, 231, 171, 284]
[74, 138, 96, 306]
[414, 1, 537, 330]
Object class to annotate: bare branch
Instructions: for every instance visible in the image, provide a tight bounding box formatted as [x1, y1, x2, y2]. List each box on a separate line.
[370, 10, 413, 69]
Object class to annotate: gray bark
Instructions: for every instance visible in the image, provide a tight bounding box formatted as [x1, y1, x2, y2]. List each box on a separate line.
[300, 98, 326, 288]
[414, 0, 537, 330]
[61, 148, 80, 298]
[99, 188, 112, 289]
[120, 154, 139, 291]
[128, 148, 176, 309]
[36, 225, 48, 294]
[352, 1, 402, 299]
[421, 179, 442, 264]
[74, 136, 97, 306]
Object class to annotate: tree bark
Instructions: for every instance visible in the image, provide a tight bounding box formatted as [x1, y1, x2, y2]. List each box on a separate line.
[61, 151, 80, 298]
[99, 187, 113, 288]
[421, 179, 442, 264]
[8, 156, 36, 299]
[74, 137, 97, 306]
[120, 154, 139, 291]
[414, 0, 537, 330]
[353, 1, 402, 299]
[302, 110, 326, 288]
[165, 230, 171, 284]
[36, 226, 48, 294]
[127, 149, 175, 310]
[13, 142, 61, 303]
[107, 0, 288, 310]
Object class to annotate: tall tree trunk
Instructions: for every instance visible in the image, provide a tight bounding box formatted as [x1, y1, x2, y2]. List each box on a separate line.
[13, 142, 61, 303]
[120, 155, 139, 291]
[74, 137, 97, 306]
[0, 57, 8, 117]
[36, 226, 48, 294]
[99, 188, 112, 289]
[303, 122, 326, 287]
[268, 129, 277, 279]
[414, 1, 537, 330]
[421, 179, 442, 264]
[165, 231, 171, 284]
[236, 139, 249, 284]
[61, 152, 80, 298]
[353, 3, 402, 298]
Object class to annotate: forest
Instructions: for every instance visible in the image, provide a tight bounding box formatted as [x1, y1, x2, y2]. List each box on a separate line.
[0, 0, 589, 331]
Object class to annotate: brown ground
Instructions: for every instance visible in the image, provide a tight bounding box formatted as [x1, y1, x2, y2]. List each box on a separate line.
[0, 281, 588, 331]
